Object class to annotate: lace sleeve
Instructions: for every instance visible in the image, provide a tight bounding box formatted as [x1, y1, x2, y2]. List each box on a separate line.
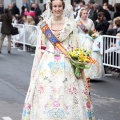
[30, 27, 42, 81]
[69, 32, 78, 49]
[90, 19, 95, 31]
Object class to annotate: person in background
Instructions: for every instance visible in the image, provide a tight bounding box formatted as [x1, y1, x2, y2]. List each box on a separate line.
[79, 0, 85, 8]
[21, 6, 26, 17]
[0, 3, 4, 14]
[104, 4, 114, 20]
[103, 2, 108, 10]
[94, 12, 110, 35]
[24, 6, 36, 18]
[74, 0, 86, 18]
[113, 3, 120, 19]
[73, 0, 81, 18]
[32, 3, 41, 17]
[11, 2, 20, 15]
[96, 4, 111, 21]
[18, 15, 27, 24]
[26, 15, 35, 25]
[7, 4, 13, 14]
[106, 18, 120, 36]
[0, 8, 12, 54]
[0, 3, 4, 20]
[88, 0, 96, 21]
[12, 15, 19, 24]
[76, 7, 105, 83]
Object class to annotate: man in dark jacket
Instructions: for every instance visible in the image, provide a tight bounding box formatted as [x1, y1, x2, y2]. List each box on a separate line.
[32, 3, 41, 17]
[94, 12, 110, 34]
[11, 2, 20, 15]
[0, 8, 12, 54]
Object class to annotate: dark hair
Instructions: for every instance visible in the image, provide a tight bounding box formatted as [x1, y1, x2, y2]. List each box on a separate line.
[96, 5, 103, 12]
[74, 0, 81, 4]
[89, 0, 95, 4]
[115, 19, 120, 27]
[114, 3, 120, 11]
[4, 8, 9, 14]
[31, 6, 35, 11]
[98, 12, 104, 17]
[107, 4, 114, 11]
[80, 0, 85, 5]
[49, 0, 65, 10]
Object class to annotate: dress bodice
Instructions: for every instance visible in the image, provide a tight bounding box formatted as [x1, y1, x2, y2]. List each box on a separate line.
[40, 17, 78, 53]
[52, 29, 63, 41]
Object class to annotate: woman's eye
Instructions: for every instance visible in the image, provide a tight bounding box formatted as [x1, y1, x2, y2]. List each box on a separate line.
[59, 5, 62, 7]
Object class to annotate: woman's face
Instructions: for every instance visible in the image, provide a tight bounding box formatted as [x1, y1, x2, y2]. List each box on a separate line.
[81, 10, 88, 20]
[51, 0, 63, 18]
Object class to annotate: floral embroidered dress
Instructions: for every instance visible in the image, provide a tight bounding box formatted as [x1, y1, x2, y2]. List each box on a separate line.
[22, 17, 96, 120]
[76, 18, 104, 79]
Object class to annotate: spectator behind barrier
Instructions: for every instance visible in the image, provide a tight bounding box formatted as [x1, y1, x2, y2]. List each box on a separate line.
[32, 3, 41, 17]
[11, 2, 20, 15]
[26, 15, 35, 25]
[106, 19, 120, 36]
[24, 6, 36, 18]
[94, 12, 110, 34]
[113, 3, 120, 19]
[96, 4, 111, 21]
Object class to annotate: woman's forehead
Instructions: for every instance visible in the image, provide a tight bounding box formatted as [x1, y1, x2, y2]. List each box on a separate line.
[52, 0, 62, 4]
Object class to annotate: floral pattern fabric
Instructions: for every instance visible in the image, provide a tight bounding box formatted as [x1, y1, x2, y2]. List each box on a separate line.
[22, 17, 96, 120]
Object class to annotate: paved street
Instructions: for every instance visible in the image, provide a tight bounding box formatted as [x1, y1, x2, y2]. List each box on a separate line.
[0, 47, 120, 120]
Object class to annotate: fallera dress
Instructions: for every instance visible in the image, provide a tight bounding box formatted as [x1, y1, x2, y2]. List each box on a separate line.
[22, 17, 96, 120]
[76, 18, 105, 79]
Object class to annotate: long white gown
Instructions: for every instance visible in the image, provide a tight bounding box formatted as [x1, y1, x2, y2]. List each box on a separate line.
[22, 17, 96, 120]
[76, 18, 105, 79]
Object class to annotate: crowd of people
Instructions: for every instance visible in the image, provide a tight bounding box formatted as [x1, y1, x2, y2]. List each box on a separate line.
[0, 2, 42, 26]
[0, 1, 120, 34]
[73, 0, 120, 36]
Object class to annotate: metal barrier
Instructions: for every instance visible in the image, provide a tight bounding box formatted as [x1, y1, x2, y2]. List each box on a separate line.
[12, 23, 38, 51]
[102, 35, 120, 69]
[0, 22, 38, 51]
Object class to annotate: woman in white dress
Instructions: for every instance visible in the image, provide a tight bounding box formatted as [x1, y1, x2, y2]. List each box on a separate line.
[22, 1, 96, 120]
[76, 7, 105, 80]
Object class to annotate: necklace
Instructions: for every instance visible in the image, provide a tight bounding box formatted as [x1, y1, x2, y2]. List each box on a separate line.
[52, 17, 64, 24]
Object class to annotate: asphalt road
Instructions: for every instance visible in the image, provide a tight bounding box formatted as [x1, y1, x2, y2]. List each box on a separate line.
[0, 47, 120, 120]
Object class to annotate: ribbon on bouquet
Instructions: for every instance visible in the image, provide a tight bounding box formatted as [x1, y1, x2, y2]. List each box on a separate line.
[40, 22, 70, 58]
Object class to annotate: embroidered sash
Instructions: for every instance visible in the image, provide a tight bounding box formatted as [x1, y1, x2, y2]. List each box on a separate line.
[40, 22, 70, 58]
[77, 21, 88, 34]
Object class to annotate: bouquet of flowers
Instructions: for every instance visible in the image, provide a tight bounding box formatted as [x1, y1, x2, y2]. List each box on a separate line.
[88, 30, 100, 40]
[69, 48, 96, 79]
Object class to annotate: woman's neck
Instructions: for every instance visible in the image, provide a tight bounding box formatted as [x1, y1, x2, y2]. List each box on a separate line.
[52, 16, 64, 24]
[53, 16, 63, 22]
[80, 17, 87, 21]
